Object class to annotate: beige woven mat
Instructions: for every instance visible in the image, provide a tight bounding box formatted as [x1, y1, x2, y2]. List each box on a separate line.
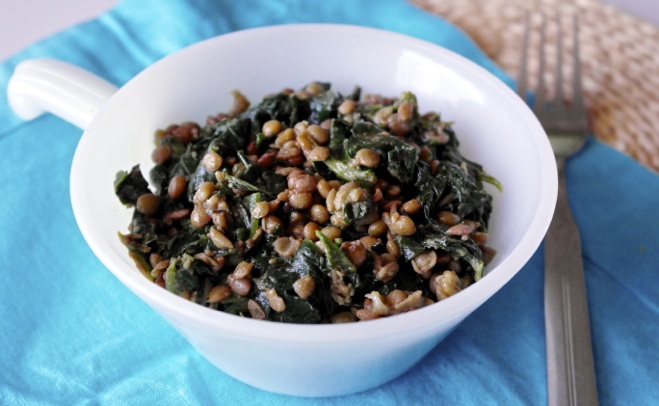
[412, 0, 659, 172]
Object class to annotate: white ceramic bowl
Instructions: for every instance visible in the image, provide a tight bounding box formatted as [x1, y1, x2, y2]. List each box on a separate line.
[7, 24, 556, 397]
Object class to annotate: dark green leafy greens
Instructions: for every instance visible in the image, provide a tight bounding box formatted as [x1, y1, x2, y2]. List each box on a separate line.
[114, 83, 500, 324]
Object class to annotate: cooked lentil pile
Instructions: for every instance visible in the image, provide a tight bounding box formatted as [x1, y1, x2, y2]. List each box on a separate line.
[114, 82, 500, 323]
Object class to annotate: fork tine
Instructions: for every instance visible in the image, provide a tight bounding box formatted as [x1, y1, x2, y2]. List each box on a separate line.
[555, 15, 564, 104]
[571, 16, 585, 112]
[536, 14, 548, 106]
[520, 12, 588, 135]
[517, 12, 531, 103]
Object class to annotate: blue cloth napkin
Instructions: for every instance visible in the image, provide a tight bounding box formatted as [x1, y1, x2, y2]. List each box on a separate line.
[1, 0, 657, 404]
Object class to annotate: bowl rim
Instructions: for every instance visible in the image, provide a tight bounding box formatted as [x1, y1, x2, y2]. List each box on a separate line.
[71, 23, 556, 343]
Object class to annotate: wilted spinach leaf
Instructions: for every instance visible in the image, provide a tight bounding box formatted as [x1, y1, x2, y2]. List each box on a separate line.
[114, 165, 150, 205]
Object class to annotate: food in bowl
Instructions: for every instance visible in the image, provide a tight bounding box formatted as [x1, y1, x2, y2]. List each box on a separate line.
[9, 23, 556, 396]
[114, 82, 500, 324]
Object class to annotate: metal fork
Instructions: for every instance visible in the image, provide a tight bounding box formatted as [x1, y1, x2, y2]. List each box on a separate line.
[517, 14, 599, 406]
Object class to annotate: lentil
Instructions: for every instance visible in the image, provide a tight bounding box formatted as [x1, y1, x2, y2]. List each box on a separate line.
[373, 253, 399, 282]
[262, 215, 283, 234]
[213, 211, 230, 231]
[371, 188, 383, 203]
[296, 133, 314, 151]
[208, 285, 231, 303]
[331, 311, 357, 323]
[293, 275, 315, 299]
[355, 148, 380, 168]
[264, 288, 286, 312]
[288, 191, 313, 210]
[276, 189, 290, 202]
[307, 146, 330, 161]
[402, 199, 422, 215]
[293, 121, 308, 135]
[251, 201, 269, 219]
[193, 181, 215, 204]
[267, 199, 280, 213]
[411, 251, 437, 278]
[273, 128, 295, 149]
[434, 270, 462, 300]
[209, 227, 233, 249]
[168, 175, 187, 200]
[320, 226, 341, 241]
[150, 259, 170, 279]
[136, 193, 159, 216]
[247, 299, 266, 320]
[397, 100, 414, 121]
[386, 289, 408, 307]
[262, 120, 282, 136]
[303, 222, 320, 241]
[385, 236, 401, 258]
[287, 172, 317, 192]
[273, 236, 300, 257]
[172, 122, 200, 143]
[388, 113, 411, 136]
[388, 213, 416, 236]
[447, 223, 474, 237]
[289, 223, 305, 239]
[201, 151, 223, 173]
[437, 210, 461, 226]
[341, 240, 367, 268]
[228, 90, 250, 116]
[228, 275, 252, 296]
[309, 204, 330, 224]
[257, 151, 277, 168]
[316, 179, 332, 198]
[163, 208, 191, 225]
[338, 99, 356, 115]
[276, 145, 302, 160]
[194, 252, 225, 272]
[368, 220, 387, 237]
[306, 125, 329, 144]
[190, 207, 211, 228]
[385, 184, 401, 198]
[233, 261, 254, 278]
[151, 145, 172, 164]
[149, 253, 164, 268]
[359, 235, 379, 249]
[305, 82, 325, 95]
[373, 106, 393, 127]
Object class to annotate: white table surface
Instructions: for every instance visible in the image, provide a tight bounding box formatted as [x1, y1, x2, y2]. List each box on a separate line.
[0, 0, 657, 62]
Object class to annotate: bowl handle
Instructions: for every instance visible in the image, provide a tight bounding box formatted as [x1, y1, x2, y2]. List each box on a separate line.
[7, 59, 118, 130]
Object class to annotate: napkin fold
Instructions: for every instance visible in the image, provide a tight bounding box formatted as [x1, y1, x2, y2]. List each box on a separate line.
[0, 0, 657, 405]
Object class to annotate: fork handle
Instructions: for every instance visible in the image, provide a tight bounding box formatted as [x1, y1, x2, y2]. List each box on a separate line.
[544, 160, 599, 406]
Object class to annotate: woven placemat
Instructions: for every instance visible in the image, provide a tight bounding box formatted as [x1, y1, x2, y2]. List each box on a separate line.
[412, 0, 659, 172]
